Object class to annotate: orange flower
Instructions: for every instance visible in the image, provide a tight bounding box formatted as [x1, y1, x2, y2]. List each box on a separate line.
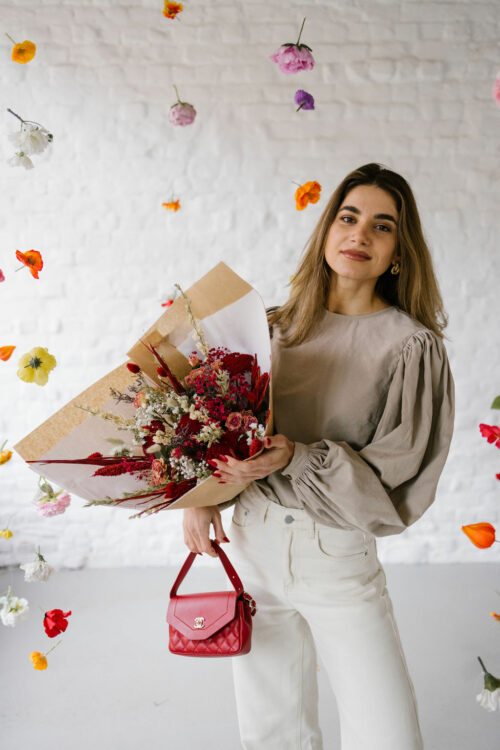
[162, 200, 181, 212]
[490, 612, 500, 621]
[462, 523, 496, 549]
[11, 39, 36, 64]
[163, 2, 183, 19]
[0, 346, 15, 361]
[295, 181, 321, 210]
[0, 439, 12, 465]
[15, 250, 43, 279]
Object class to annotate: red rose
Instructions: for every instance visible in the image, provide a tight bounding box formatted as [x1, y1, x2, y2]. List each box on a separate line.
[44, 609, 72, 638]
[222, 353, 254, 376]
[175, 414, 202, 436]
[163, 478, 197, 499]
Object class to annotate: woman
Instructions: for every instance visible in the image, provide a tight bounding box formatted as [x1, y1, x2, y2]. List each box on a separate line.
[183, 162, 455, 749]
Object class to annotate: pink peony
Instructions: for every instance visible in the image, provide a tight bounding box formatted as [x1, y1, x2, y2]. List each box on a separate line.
[494, 73, 500, 106]
[226, 412, 242, 431]
[35, 491, 71, 517]
[270, 44, 315, 75]
[168, 103, 197, 126]
[243, 414, 258, 431]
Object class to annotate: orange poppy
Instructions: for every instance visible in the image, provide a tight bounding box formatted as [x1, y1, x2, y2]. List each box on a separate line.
[462, 523, 496, 549]
[295, 181, 321, 210]
[11, 39, 36, 64]
[15, 250, 43, 279]
[163, 2, 183, 19]
[490, 612, 500, 621]
[162, 200, 181, 212]
[0, 346, 15, 362]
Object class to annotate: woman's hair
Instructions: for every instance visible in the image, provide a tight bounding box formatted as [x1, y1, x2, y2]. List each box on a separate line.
[268, 162, 449, 346]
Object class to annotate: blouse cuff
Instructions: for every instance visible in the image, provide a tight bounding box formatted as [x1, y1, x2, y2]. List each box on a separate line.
[281, 441, 310, 481]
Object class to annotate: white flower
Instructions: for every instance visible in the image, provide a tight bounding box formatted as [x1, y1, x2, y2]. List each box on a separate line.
[0, 586, 29, 627]
[20, 552, 54, 582]
[476, 687, 500, 711]
[8, 123, 52, 156]
[7, 152, 34, 169]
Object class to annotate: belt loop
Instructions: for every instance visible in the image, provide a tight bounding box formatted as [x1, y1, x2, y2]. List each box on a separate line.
[262, 501, 270, 523]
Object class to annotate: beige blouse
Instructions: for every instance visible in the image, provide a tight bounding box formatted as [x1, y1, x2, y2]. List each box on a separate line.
[233, 305, 455, 538]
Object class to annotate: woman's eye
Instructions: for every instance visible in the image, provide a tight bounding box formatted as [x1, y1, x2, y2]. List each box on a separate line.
[340, 215, 354, 223]
[376, 224, 391, 232]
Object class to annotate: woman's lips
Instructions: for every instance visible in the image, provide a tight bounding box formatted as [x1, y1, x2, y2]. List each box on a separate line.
[341, 251, 371, 261]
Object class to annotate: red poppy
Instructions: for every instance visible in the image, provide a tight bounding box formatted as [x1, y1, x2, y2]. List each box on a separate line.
[161, 299, 174, 308]
[16, 249, 43, 279]
[43, 608, 71, 638]
[462, 523, 496, 549]
[479, 423, 500, 448]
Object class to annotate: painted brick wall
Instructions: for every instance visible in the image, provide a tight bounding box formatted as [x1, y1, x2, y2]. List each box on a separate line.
[1, 0, 499, 568]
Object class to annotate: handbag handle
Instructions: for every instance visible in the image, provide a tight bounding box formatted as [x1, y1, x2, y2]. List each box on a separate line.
[170, 541, 244, 598]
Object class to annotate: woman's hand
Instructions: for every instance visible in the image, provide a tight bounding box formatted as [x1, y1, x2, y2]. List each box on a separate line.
[183, 506, 229, 558]
[211, 434, 295, 485]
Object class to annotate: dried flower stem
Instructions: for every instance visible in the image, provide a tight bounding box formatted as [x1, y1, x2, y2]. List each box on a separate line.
[174, 284, 209, 357]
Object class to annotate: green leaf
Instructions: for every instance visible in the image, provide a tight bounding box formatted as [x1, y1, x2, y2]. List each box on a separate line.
[491, 396, 500, 410]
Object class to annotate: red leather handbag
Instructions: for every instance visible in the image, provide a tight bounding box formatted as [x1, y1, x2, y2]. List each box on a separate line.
[167, 540, 257, 657]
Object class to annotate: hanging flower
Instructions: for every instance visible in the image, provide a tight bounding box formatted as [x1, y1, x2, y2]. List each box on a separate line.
[8, 152, 34, 169]
[294, 180, 322, 210]
[161, 298, 174, 307]
[0, 528, 13, 539]
[6, 34, 36, 63]
[15, 250, 43, 279]
[17, 346, 56, 386]
[43, 608, 72, 638]
[20, 549, 54, 582]
[163, 2, 183, 20]
[493, 73, 500, 107]
[477, 657, 500, 711]
[29, 640, 62, 671]
[0, 586, 29, 627]
[479, 423, 500, 448]
[0, 270, 4, 282]
[270, 18, 315, 75]
[8, 121, 53, 156]
[0, 346, 16, 361]
[33, 477, 71, 516]
[162, 200, 181, 211]
[294, 90, 315, 112]
[168, 85, 196, 126]
[491, 612, 500, 621]
[0, 440, 13, 465]
[462, 523, 496, 549]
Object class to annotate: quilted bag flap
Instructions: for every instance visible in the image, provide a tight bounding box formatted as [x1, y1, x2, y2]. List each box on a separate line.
[167, 590, 238, 640]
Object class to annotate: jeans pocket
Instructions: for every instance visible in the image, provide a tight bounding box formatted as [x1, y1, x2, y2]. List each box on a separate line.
[231, 486, 266, 528]
[316, 525, 370, 560]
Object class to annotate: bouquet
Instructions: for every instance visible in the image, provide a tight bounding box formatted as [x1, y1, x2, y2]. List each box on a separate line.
[14, 263, 272, 516]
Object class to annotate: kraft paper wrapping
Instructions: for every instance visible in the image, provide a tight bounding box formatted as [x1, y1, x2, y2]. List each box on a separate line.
[14, 262, 273, 513]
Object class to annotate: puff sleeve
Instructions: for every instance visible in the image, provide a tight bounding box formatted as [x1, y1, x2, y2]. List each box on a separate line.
[281, 329, 455, 536]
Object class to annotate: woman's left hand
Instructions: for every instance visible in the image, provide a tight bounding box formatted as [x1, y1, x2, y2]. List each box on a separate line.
[211, 434, 295, 484]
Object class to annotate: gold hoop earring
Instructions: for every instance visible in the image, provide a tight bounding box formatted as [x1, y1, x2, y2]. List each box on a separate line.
[390, 262, 400, 275]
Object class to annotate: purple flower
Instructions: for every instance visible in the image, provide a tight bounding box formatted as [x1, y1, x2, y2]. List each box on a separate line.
[294, 89, 315, 111]
[270, 45, 315, 75]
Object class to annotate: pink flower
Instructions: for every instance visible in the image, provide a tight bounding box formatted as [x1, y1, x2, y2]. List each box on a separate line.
[134, 391, 146, 408]
[151, 458, 168, 486]
[35, 491, 71, 517]
[494, 73, 500, 106]
[243, 414, 258, 431]
[226, 412, 242, 431]
[168, 103, 196, 126]
[270, 44, 315, 74]
[0, 269, 5, 282]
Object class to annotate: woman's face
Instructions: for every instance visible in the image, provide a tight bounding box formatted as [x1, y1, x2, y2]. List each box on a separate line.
[324, 184, 400, 283]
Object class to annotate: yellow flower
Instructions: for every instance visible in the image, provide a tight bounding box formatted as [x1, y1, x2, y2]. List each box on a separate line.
[0, 528, 13, 539]
[17, 347, 56, 386]
[30, 651, 48, 670]
[11, 39, 36, 64]
[0, 450, 12, 465]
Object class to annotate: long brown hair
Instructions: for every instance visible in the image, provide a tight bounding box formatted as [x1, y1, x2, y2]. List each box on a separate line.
[268, 162, 449, 346]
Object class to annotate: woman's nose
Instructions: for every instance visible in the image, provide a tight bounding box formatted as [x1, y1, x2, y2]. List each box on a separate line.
[350, 222, 370, 244]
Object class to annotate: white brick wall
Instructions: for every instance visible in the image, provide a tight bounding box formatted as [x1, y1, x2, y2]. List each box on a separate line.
[1, 0, 499, 568]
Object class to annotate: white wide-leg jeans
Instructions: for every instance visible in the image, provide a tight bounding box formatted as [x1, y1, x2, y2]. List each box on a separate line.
[227, 489, 424, 750]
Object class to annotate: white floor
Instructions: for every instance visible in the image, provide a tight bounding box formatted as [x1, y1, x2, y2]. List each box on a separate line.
[1, 563, 499, 750]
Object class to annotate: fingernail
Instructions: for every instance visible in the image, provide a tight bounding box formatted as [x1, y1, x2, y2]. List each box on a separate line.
[223, 536, 230, 543]
[219, 455, 228, 463]
[218, 480, 226, 484]
[206, 459, 218, 468]
[212, 472, 221, 478]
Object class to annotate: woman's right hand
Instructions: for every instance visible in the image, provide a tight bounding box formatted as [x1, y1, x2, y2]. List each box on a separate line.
[183, 506, 229, 558]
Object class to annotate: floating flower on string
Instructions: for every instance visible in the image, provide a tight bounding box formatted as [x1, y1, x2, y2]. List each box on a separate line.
[270, 17, 315, 75]
[17, 346, 56, 386]
[0, 440, 13, 465]
[0, 346, 16, 361]
[161, 298, 174, 307]
[20, 548, 54, 582]
[491, 612, 500, 622]
[33, 476, 71, 516]
[30, 640, 62, 671]
[462, 523, 496, 549]
[0, 585, 29, 627]
[494, 73, 500, 107]
[479, 423, 500, 448]
[5, 33, 36, 63]
[7, 108, 53, 169]
[162, 199, 181, 212]
[0, 270, 5, 282]
[294, 180, 322, 210]
[294, 90, 315, 112]
[43, 608, 72, 638]
[0, 528, 13, 539]
[477, 657, 500, 711]
[163, 2, 183, 20]
[15, 250, 43, 279]
[168, 85, 196, 126]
